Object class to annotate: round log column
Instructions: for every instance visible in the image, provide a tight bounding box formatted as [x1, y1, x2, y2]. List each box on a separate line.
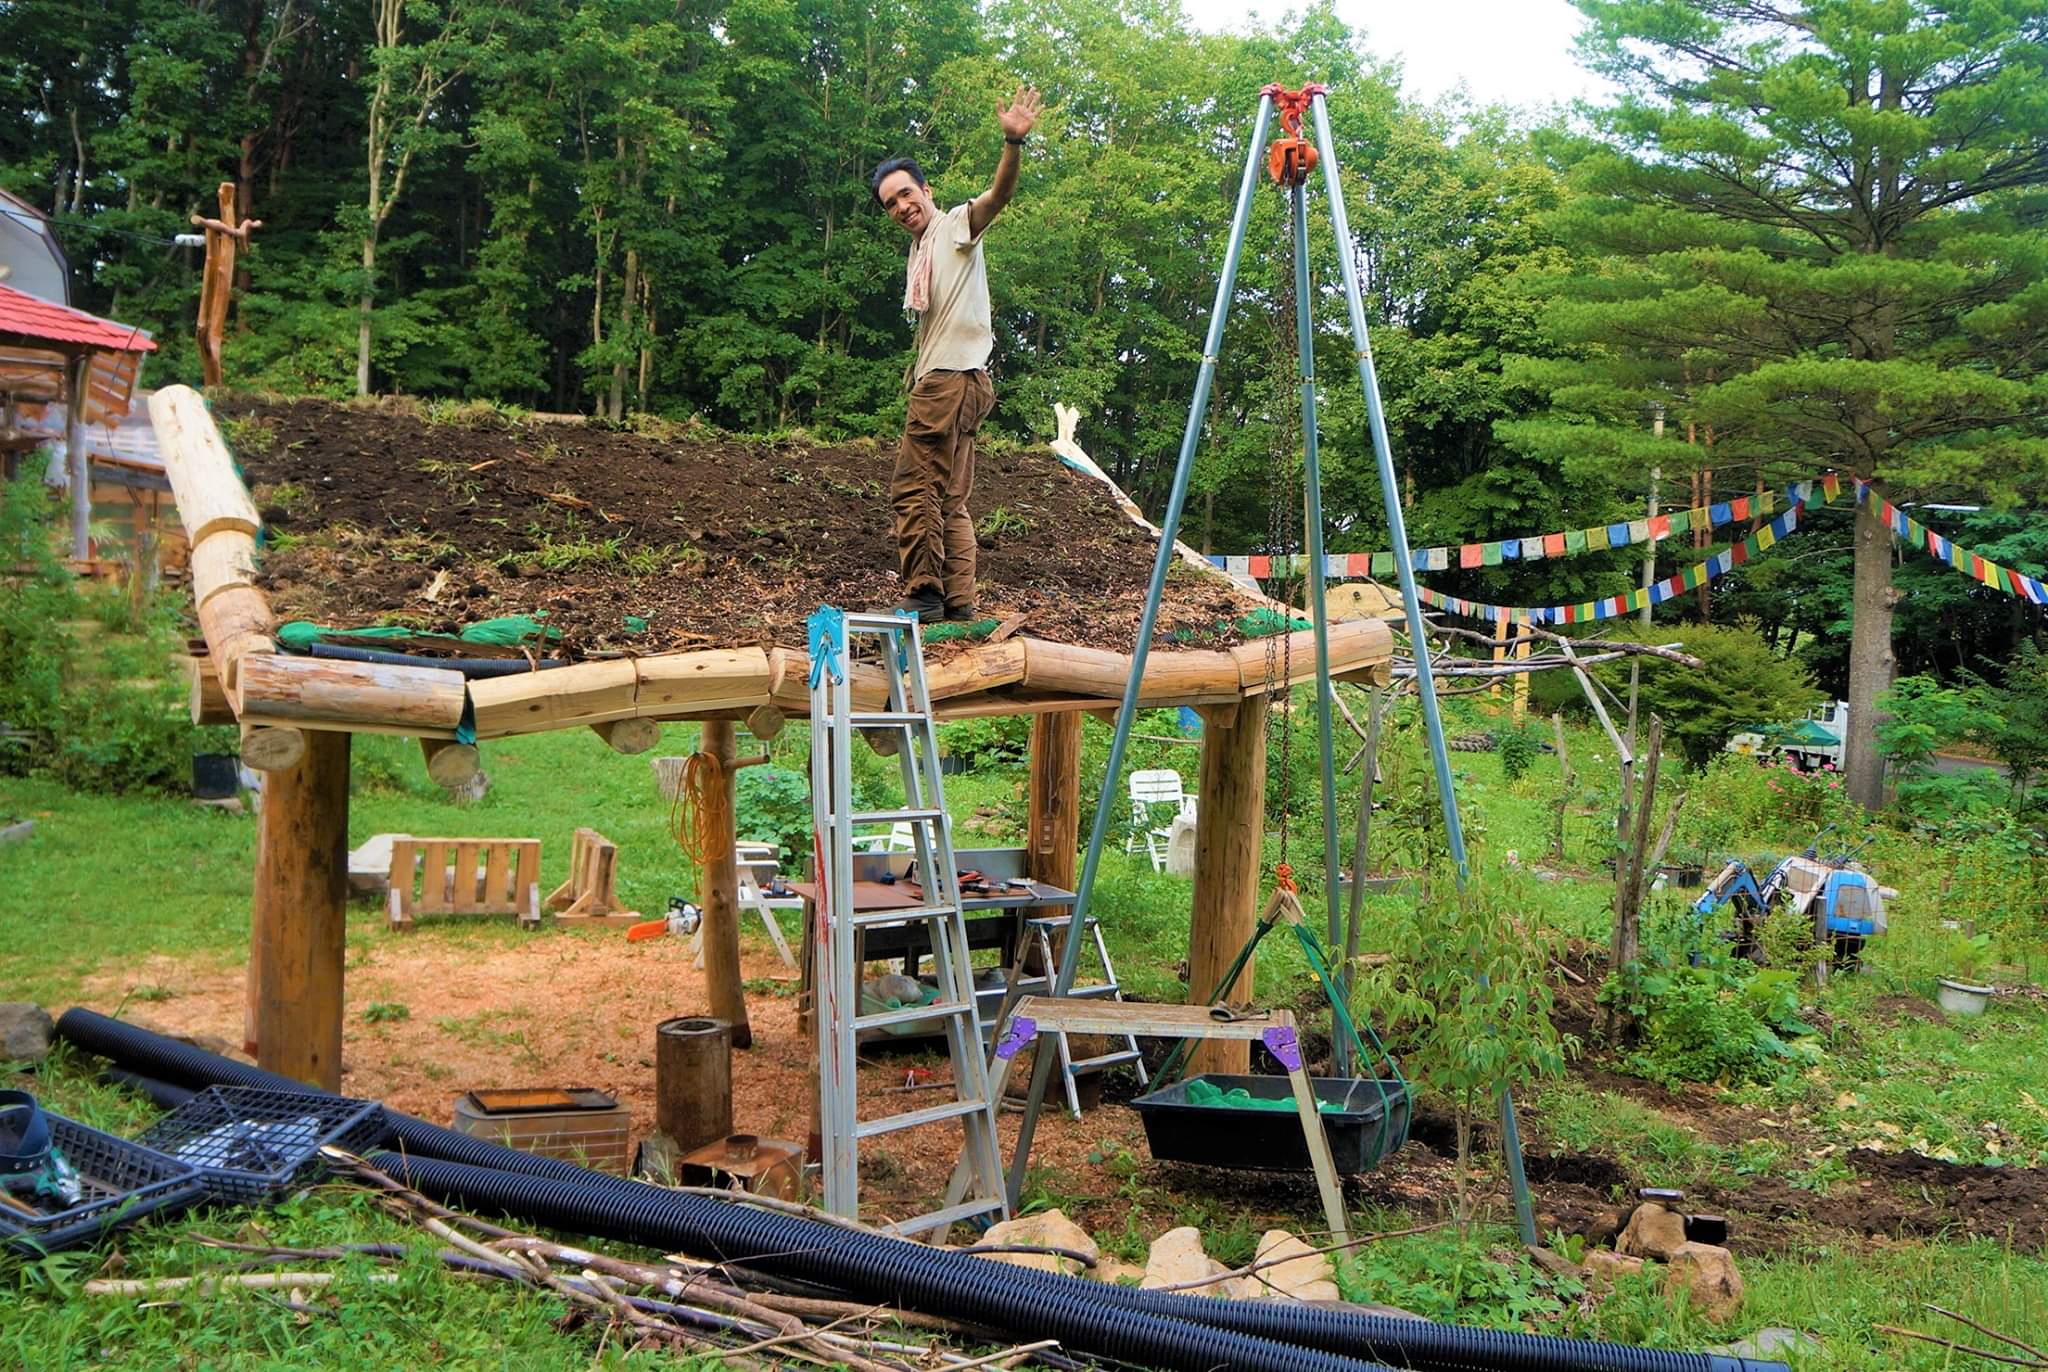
[1187, 695, 1268, 1076]
[1026, 712, 1083, 892]
[698, 721, 753, 1048]
[251, 728, 352, 1090]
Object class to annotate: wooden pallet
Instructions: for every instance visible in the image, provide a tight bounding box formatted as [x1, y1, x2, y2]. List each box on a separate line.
[388, 837, 541, 930]
[546, 827, 640, 923]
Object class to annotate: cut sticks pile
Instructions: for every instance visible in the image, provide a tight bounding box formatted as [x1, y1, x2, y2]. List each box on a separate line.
[84, 1152, 1071, 1372]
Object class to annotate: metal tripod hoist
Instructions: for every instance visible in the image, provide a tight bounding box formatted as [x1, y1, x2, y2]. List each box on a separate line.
[805, 607, 1007, 1238]
[999, 82, 1539, 1244]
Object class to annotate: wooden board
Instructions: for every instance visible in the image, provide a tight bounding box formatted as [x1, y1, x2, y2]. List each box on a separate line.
[1003, 997, 1295, 1040]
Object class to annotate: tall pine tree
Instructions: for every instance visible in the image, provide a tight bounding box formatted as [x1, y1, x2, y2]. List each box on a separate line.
[1510, 0, 2048, 805]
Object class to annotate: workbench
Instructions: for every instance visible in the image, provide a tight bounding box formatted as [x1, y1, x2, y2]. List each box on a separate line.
[791, 847, 1078, 1039]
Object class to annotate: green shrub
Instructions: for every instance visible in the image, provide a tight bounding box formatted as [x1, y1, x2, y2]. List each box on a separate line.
[0, 482, 231, 794]
[1602, 943, 1818, 1088]
[936, 715, 1029, 768]
[1592, 621, 1819, 767]
[1496, 721, 1539, 782]
[735, 764, 812, 860]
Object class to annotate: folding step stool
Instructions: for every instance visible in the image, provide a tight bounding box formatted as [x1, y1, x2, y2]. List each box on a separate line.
[1024, 914, 1148, 1117]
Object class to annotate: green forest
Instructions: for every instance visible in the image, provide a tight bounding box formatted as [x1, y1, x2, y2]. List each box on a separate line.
[6, 0, 2047, 763]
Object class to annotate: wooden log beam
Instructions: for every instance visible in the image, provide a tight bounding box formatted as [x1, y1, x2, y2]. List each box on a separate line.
[698, 721, 752, 1048]
[238, 722, 306, 773]
[744, 703, 786, 741]
[590, 717, 662, 754]
[188, 530, 258, 609]
[250, 729, 350, 1090]
[1233, 619, 1392, 695]
[188, 656, 233, 725]
[149, 385, 262, 544]
[469, 659, 635, 737]
[419, 737, 481, 788]
[234, 653, 466, 736]
[635, 647, 773, 716]
[196, 584, 275, 690]
[1187, 693, 1269, 1077]
[925, 640, 1026, 700]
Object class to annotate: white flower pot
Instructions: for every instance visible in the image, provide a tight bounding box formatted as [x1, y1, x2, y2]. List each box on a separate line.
[1936, 977, 1993, 1017]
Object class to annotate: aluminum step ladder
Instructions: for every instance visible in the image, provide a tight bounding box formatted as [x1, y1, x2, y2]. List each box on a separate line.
[1024, 914, 1147, 1118]
[806, 606, 1008, 1238]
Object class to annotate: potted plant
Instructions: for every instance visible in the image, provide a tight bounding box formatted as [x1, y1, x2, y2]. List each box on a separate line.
[1936, 933, 1995, 1016]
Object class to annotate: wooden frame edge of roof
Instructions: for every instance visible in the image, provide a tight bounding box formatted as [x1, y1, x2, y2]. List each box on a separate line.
[153, 381, 1393, 739]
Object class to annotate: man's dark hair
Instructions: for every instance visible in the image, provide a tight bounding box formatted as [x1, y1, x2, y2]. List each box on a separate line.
[870, 157, 926, 203]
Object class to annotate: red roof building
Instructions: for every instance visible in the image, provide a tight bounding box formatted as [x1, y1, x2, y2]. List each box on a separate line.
[0, 281, 157, 355]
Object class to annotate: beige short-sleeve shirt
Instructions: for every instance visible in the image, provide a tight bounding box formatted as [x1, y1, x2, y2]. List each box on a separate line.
[911, 203, 992, 382]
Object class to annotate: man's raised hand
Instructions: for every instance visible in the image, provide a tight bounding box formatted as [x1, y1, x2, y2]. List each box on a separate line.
[997, 84, 1043, 141]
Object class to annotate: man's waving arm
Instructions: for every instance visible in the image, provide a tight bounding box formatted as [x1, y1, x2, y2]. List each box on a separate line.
[969, 84, 1043, 238]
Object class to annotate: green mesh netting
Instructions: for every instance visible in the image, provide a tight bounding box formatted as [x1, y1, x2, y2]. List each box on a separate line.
[1183, 1079, 1341, 1112]
[921, 617, 1001, 645]
[1167, 606, 1310, 646]
[277, 614, 578, 651]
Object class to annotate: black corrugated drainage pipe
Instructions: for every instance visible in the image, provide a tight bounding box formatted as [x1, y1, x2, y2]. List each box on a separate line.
[57, 1009, 1787, 1372]
[370, 1149, 1383, 1372]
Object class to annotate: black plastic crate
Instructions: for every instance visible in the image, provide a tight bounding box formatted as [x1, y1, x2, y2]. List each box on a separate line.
[137, 1086, 386, 1204]
[1130, 1073, 1411, 1174]
[0, 1113, 206, 1256]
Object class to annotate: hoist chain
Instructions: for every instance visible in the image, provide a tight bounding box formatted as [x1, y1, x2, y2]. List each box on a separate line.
[1264, 184, 1300, 873]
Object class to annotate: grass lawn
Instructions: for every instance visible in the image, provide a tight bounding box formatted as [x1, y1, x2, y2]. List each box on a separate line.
[6, 705, 2048, 1368]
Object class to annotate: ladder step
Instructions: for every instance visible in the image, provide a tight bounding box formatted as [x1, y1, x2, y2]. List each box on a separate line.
[881, 1198, 1005, 1236]
[843, 612, 920, 630]
[851, 807, 945, 825]
[855, 1000, 976, 1032]
[850, 712, 927, 726]
[1070, 1049, 1144, 1072]
[855, 1097, 992, 1138]
[850, 905, 957, 927]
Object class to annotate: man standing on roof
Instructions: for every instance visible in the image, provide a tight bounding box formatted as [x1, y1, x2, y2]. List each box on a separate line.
[871, 83, 1043, 624]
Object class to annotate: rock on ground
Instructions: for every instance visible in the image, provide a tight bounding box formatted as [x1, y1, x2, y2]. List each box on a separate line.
[1665, 1241, 1744, 1324]
[1247, 1230, 1340, 1302]
[1582, 1250, 1647, 1287]
[0, 1003, 53, 1063]
[1142, 1226, 1243, 1298]
[973, 1209, 1099, 1277]
[1616, 1202, 1689, 1260]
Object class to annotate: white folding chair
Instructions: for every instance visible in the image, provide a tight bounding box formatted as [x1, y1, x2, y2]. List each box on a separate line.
[1125, 769, 1197, 872]
[693, 841, 801, 972]
[849, 821, 917, 855]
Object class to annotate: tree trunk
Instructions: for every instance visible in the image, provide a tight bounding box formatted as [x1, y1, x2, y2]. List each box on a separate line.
[356, 234, 376, 396]
[698, 721, 753, 1047]
[1843, 492, 1895, 809]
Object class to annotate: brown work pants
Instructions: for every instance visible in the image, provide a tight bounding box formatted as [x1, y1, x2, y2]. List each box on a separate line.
[893, 367, 994, 608]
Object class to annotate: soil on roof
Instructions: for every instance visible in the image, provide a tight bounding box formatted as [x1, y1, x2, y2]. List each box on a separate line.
[224, 397, 1254, 661]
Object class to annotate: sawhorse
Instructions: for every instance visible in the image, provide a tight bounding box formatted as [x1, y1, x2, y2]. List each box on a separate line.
[992, 995, 1349, 1242]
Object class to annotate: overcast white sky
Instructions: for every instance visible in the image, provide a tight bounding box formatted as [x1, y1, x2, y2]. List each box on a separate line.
[1178, 0, 1608, 110]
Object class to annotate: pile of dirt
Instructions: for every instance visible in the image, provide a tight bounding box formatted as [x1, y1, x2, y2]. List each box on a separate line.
[224, 398, 1255, 659]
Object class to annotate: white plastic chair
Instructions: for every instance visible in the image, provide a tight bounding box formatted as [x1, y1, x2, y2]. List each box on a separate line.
[849, 821, 917, 855]
[1125, 769, 1197, 871]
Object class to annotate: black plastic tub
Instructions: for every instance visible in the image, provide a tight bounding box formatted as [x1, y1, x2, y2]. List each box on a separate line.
[1131, 1074, 1410, 1173]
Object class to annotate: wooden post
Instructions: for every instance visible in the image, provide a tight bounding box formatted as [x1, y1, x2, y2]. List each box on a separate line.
[193, 181, 260, 389]
[1187, 695, 1268, 1076]
[66, 351, 89, 560]
[698, 721, 752, 1048]
[1026, 713, 1082, 892]
[250, 729, 351, 1090]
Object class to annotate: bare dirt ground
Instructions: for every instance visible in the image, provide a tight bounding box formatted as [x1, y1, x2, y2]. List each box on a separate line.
[76, 930, 2048, 1252]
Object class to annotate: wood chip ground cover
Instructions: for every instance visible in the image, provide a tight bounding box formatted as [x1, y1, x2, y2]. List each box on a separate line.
[226, 398, 1254, 659]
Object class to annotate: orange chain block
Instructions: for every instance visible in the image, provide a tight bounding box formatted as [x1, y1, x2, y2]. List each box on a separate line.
[1273, 861, 1298, 894]
[1261, 82, 1327, 186]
